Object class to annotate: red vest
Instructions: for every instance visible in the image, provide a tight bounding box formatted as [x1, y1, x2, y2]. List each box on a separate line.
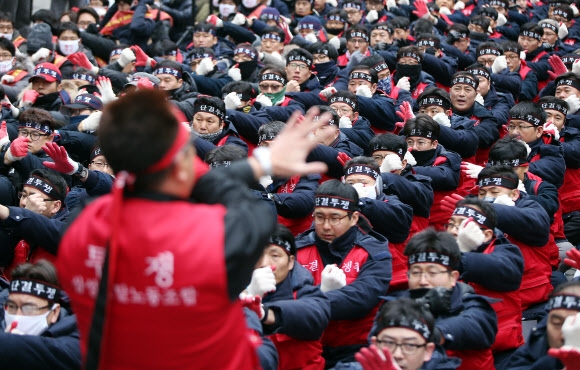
[559, 166, 580, 215]
[446, 348, 495, 370]
[4, 69, 28, 85]
[530, 51, 549, 94]
[277, 175, 314, 236]
[469, 243, 524, 353]
[297, 245, 379, 347]
[411, 82, 430, 100]
[384, 241, 408, 292]
[56, 196, 260, 369]
[100, 9, 173, 36]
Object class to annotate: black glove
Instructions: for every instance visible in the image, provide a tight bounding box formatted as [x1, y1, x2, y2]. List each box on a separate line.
[395, 38, 410, 48]
[416, 286, 452, 316]
[85, 23, 100, 34]
[374, 41, 388, 51]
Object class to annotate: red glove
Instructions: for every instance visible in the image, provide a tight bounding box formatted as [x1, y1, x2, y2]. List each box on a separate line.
[412, 0, 429, 19]
[42, 142, 79, 175]
[396, 101, 415, 124]
[548, 55, 568, 81]
[337, 152, 352, 166]
[441, 193, 465, 214]
[564, 248, 580, 270]
[548, 347, 580, 370]
[0, 121, 8, 145]
[131, 45, 152, 68]
[67, 52, 93, 69]
[137, 78, 155, 90]
[355, 345, 401, 370]
[241, 295, 265, 320]
[6, 136, 29, 161]
[21, 90, 39, 105]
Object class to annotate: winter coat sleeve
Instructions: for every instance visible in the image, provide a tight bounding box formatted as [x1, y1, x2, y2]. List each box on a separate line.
[381, 172, 434, 218]
[340, 117, 376, 154]
[83, 170, 113, 197]
[263, 100, 306, 122]
[129, 2, 155, 38]
[413, 155, 461, 191]
[561, 130, 580, 168]
[359, 196, 413, 243]
[471, 108, 499, 149]
[56, 130, 98, 165]
[421, 53, 456, 87]
[218, 22, 257, 44]
[191, 73, 234, 97]
[493, 198, 551, 246]
[271, 175, 318, 218]
[438, 124, 480, 159]
[519, 70, 539, 101]
[524, 178, 559, 223]
[306, 144, 348, 179]
[357, 94, 397, 132]
[80, 30, 117, 62]
[490, 70, 522, 101]
[228, 108, 272, 145]
[528, 143, 566, 188]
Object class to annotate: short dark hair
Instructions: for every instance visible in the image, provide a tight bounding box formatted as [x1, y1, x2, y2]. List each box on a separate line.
[11, 259, 60, 287]
[309, 41, 339, 61]
[551, 279, 580, 296]
[538, 95, 569, 111]
[413, 20, 434, 35]
[455, 197, 497, 229]
[152, 39, 179, 58]
[205, 144, 247, 164]
[509, 101, 546, 126]
[19, 108, 57, 131]
[390, 16, 410, 30]
[488, 137, 529, 163]
[259, 65, 287, 81]
[0, 37, 15, 56]
[470, 15, 491, 32]
[369, 133, 407, 158]
[193, 22, 216, 34]
[57, 21, 80, 38]
[477, 164, 520, 185]
[286, 48, 313, 65]
[222, 81, 255, 98]
[194, 96, 225, 119]
[403, 114, 440, 140]
[0, 12, 13, 25]
[98, 90, 180, 191]
[77, 7, 99, 24]
[269, 223, 296, 256]
[258, 120, 285, 141]
[404, 228, 461, 271]
[316, 179, 360, 204]
[316, 105, 339, 125]
[28, 168, 67, 202]
[262, 26, 285, 40]
[156, 60, 184, 75]
[374, 298, 435, 341]
[329, 90, 359, 112]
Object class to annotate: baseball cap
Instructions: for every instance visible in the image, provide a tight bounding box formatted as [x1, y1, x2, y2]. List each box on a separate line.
[123, 72, 160, 89]
[63, 93, 103, 111]
[30, 63, 62, 83]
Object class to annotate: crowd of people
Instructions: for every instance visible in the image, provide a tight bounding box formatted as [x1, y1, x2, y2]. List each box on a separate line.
[2, 0, 580, 369]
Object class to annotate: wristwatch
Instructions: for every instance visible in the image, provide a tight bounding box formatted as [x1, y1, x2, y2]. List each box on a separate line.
[75, 164, 89, 179]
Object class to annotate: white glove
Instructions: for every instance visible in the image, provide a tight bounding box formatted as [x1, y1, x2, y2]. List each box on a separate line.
[259, 52, 265, 61]
[404, 150, 416, 166]
[79, 111, 102, 132]
[396, 77, 410, 91]
[366, 10, 379, 23]
[96, 78, 117, 105]
[491, 55, 507, 74]
[457, 218, 485, 252]
[475, 93, 484, 105]
[463, 162, 483, 179]
[559, 23, 569, 40]
[228, 67, 241, 81]
[232, 13, 246, 26]
[387, 0, 397, 10]
[206, 15, 223, 27]
[494, 193, 515, 206]
[256, 93, 272, 106]
[544, 122, 561, 140]
[562, 313, 580, 347]
[319, 86, 337, 99]
[196, 58, 214, 76]
[356, 84, 372, 98]
[398, 0, 410, 5]
[329, 37, 341, 51]
[497, 13, 507, 27]
[271, 51, 284, 62]
[1, 74, 14, 84]
[453, 1, 465, 10]
[31, 47, 51, 63]
[339, 116, 353, 128]
[380, 153, 404, 173]
[572, 4, 579, 16]
[118, 48, 136, 68]
[327, 0, 338, 6]
[518, 139, 532, 156]
[433, 112, 451, 127]
[517, 179, 527, 193]
[520, 51, 526, 61]
[439, 6, 452, 15]
[352, 182, 377, 199]
[224, 92, 241, 110]
[573, 59, 580, 77]
[305, 33, 318, 43]
[320, 264, 346, 293]
[246, 266, 277, 298]
[565, 94, 580, 114]
[259, 175, 273, 188]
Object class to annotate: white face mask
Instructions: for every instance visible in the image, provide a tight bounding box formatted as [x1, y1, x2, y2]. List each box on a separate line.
[219, 3, 237, 16]
[0, 33, 12, 40]
[58, 39, 80, 56]
[242, 0, 259, 8]
[0, 58, 12, 74]
[4, 306, 54, 336]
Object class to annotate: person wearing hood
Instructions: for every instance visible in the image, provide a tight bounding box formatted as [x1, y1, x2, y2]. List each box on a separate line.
[191, 96, 248, 159]
[242, 224, 331, 370]
[152, 60, 199, 120]
[0, 260, 81, 370]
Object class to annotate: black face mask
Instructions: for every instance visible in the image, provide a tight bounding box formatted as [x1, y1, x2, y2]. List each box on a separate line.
[411, 147, 437, 166]
[34, 91, 61, 109]
[396, 63, 422, 87]
[237, 60, 259, 81]
[470, 31, 488, 42]
[313, 60, 337, 85]
[327, 27, 343, 37]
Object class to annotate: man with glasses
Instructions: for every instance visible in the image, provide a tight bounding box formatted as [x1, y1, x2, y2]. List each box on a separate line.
[328, 91, 374, 152]
[337, 26, 371, 67]
[403, 228, 497, 370]
[284, 49, 321, 93]
[445, 198, 524, 366]
[474, 42, 522, 101]
[296, 179, 392, 368]
[0, 260, 80, 369]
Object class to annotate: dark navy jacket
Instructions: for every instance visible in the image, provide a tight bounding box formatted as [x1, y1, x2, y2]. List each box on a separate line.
[227, 107, 272, 146]
[65, 170, 114, 212]
[306, 133, 364, 179]
[561, 126, 580, 168]
[340, 116, 375, 156]
[490, 69, 522, 103]
[262, 263, 331, 340]
[441, 42, 477, 71]
[524, 47, 550, 82]
[527, 136, 566, 188]
[483, 85, 514, 127]
[454, 103, 499, 151]
[410, 145, 461, 191]
[421, 53, 458, 88]
[517, 64, 539, 101]
[359, 193, 413, 243]
[380, 171, 434, 218]
[261, 99, 306, 123]
[438, 114, 481, 159]
[523, 172, 560, 224]
[192, 121, 249, 159]
[267, 174, 320, 220]
[501, 315, 563, 370]
[0, 308, 81, 370]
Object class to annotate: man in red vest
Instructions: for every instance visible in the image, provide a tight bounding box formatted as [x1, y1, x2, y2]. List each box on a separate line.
[56, 89, 330, 369]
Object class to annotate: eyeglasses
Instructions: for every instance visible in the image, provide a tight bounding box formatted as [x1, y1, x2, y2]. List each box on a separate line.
[259, 83, 284, 92]
[507, 124, 536, 131]
[313, 213, 349, 225]
[372, 154, 388, 162]
[77, 21, 95, 27]
[477, 58, 496, 66]
[407, 269, 451, 280]
[406, 139, 432, 148]
[375, 339, 427, 355]
[333, 107, 353, 115]
[17, 192, 53, 202]
[287, 62, 309, 71]
[18, 130, 50, 141]
[0, 53, 12, 61]
[313, 55, 330, 63]
[5, 302, 51, 316]
[444, 222, 461, 231]
[89, 160, 110, 169]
